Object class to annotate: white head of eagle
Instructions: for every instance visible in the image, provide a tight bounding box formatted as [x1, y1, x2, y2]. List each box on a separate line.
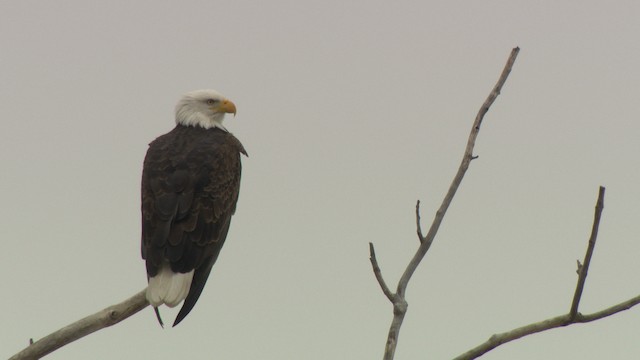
[175, 89, 237, 130]
[142, 89, 246, 327]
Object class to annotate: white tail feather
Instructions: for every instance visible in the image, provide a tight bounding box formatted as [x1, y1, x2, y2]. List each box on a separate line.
[146, 264, 194, 308]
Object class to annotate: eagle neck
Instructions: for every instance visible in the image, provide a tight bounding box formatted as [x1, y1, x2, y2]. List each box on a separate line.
[177, 123, 228, 133]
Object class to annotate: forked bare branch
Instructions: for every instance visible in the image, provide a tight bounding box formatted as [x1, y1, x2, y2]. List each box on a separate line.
[453, 293, 640, 360]
[454, 187, 640, 359]
[370, 47, 521, 360]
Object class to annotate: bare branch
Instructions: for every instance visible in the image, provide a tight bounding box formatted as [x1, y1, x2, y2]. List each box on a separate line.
[452, 186, 634, 359]
[569, 186, 605, 318]
[454, 294, 640, 360]
[372, 47, 521, 360]
[369, 242, 395, 302]
[396, 46, 520, 299]
[10, 289, 149, 360]
[579, 293, 640, 321]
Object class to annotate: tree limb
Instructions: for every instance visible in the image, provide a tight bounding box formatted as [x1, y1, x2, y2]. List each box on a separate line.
[399, 45, 520, 297]
[452, 186, 640, 359]
[370, 47, 520, 360]
[10, 288, 149, 360]
[453, 294, 640, 359]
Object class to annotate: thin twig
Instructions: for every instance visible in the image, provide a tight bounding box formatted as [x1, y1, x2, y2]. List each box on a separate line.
[415, 200, 424, 242]
[569, 186, 605, 318]
[10, 289, 149, 360]
[369, 243, 395, 302]
[370, 47, 520, 360]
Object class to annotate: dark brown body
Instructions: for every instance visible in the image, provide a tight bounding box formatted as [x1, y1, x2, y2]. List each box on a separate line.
[141, 124, 246, 326]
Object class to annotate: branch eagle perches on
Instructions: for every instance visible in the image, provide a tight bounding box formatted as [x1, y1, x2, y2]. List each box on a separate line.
[10, 289, 149, 360]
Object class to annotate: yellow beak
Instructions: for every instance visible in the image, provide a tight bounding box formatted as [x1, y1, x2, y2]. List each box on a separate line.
[219, 99, 237, 116]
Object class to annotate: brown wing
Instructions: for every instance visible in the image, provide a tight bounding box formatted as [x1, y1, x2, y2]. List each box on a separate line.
[141, 125, 245, 326]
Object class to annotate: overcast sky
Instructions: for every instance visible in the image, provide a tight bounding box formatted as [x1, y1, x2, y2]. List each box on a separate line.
[2, 1, 640, 359]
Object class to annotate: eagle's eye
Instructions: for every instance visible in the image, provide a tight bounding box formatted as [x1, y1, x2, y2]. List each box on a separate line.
[206, 99, 218, 105]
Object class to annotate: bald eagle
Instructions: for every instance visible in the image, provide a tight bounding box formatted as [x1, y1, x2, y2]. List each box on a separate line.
[141, 89, 246, 327]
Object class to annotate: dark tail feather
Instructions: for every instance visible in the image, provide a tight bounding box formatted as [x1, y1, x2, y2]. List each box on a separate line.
[172, 255, 216, 327]
[173, 218, 232, 327]
[154, 307, 165, 328]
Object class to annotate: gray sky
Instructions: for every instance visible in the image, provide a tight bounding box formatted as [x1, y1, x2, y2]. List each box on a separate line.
[2, 1, 640, 359]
